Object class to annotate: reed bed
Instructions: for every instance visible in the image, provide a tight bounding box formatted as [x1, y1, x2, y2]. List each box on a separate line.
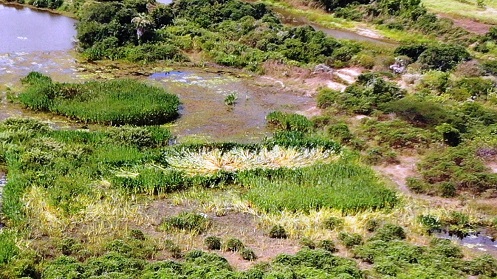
[18, 73, 179, 125]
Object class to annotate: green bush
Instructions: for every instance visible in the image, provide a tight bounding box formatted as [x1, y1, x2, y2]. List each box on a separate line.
[269, 225, 287, 239]
[338, 232, 363, 248]
[468, 254, 497, 277]
[224, 238, 245, 252]
[240, 248, 257, 261]
[371, 224, 406, 242]
[324, 75, 405, 114]
[204, 236, 222, 250]
[322, 217, 344, 230]
[417, 44, 470, 71]
[318, 240, 337, 252]
[299, 237, 316, 249]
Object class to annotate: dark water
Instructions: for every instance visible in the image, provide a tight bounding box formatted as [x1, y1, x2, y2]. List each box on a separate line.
[0, 4, 76, 53]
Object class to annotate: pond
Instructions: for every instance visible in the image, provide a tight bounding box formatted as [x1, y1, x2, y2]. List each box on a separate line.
[437, 230, 497, 255]
[0, 3, 76, 53]
[149, 70, 316, 143]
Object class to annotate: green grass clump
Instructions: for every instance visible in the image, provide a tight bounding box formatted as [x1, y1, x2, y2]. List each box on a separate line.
[160, 212, 211, 235]
[243, 160, 397, 213]
[18, 72, 179, 125]
[0, 230, 18, 265]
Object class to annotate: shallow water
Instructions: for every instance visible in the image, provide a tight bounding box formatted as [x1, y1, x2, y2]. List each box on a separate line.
[0, 4, 76, 53]
[150, 70, 316, 143]
[273, 6, 397, 47]
[437, 230, 497, 254]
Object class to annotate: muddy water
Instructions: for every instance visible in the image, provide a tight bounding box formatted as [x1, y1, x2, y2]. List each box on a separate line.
[0, 4, 76, 53]
[437, 230, 497, 256]
[273, 6, 397, 47]
[149, 70, 315, 142]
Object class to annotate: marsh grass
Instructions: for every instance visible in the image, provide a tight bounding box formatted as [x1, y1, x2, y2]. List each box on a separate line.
[162, 145, 339, 176]
[18, 73, 179, 125]
[242, 161, 397, 213]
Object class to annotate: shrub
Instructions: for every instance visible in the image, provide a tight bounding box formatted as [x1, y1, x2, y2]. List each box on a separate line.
[60, 238, 82, 256]
[365, 219, 381, 232]
[418, 214, 442, 232]
[468, 254, 497, 277]
[322, 217, 344, 230]
[318, 240, 337, 252]
[371, 224, 406, 241]
[164, 240, 183, 259]
[317, 88, 340, 109]
[269, 225, 287, 239]
[299, 237, 316, 249]
[338, 232, 363, 248]
[224, 238, 245, 252]
[240, 248, 257, 261]
[417, 44, 470, 71]
[129, 229, 146, 241]
[204, 236, 222, 250]
[160, 212, 211, 234]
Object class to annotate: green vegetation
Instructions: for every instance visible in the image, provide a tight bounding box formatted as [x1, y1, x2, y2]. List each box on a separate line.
[159, 212, 211, 234]
[17, 72, 179, 125]
[242, 161, 398, 213]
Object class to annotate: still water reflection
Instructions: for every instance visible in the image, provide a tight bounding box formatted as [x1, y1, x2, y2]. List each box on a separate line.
[0, 4, 76, 53]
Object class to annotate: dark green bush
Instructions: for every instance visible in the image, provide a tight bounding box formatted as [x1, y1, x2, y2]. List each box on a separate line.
[269, 225, 287, 239]
[417, 44, 470, 71]
[371, 224, 406, 242]
[468, 254, 497, 277]
[204, 236, 222, 250]
[322, 216, 344, 230]
[240, 248, 257, 261]
[318, 240, 337, 252]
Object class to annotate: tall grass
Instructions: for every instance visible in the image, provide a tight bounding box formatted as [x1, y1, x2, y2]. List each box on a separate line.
[242, 160, 397, 213]
[18, 73, 180, 125]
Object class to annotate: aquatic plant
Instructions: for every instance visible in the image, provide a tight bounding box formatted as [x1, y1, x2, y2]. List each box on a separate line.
[18, 73, 180, 125]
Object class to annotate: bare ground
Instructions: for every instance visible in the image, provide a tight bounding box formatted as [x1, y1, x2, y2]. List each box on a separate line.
[139, 198, 301, 270]
[438, 13, 493, 34]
